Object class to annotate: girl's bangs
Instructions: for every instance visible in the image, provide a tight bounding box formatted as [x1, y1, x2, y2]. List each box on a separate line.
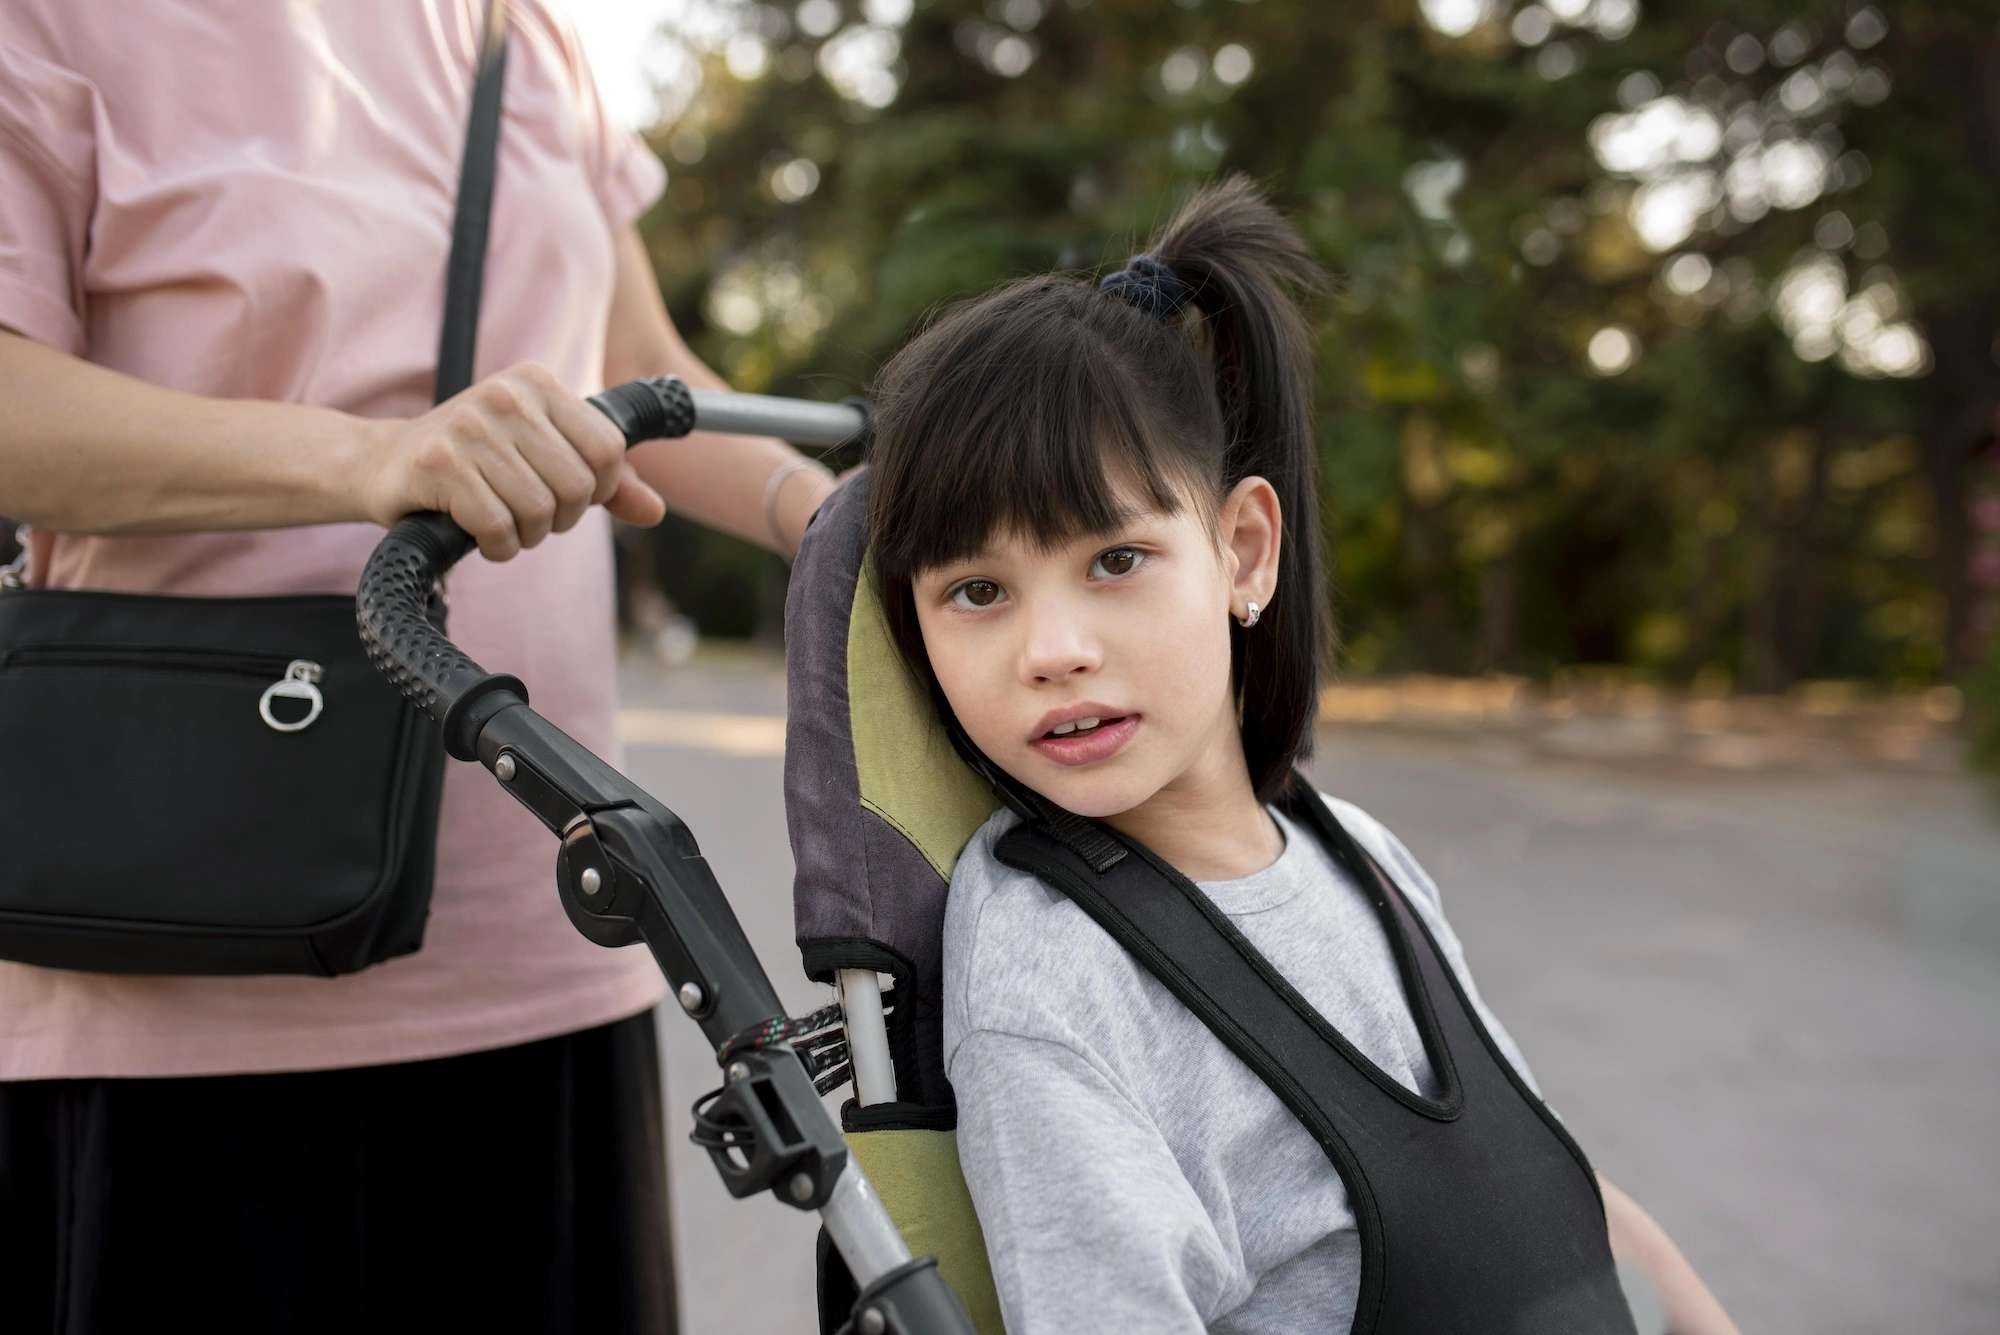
[872, 314, 1207, 579]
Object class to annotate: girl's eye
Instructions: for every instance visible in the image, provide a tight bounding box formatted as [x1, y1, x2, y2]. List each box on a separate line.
[951, 579, 1005, 609]
[1091, 547, 1144, 578]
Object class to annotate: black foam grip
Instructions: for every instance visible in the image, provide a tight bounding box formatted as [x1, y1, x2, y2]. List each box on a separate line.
[588, 376, 696, 446]
[358, 378, 692, 757]
[356, 512, 508, 750]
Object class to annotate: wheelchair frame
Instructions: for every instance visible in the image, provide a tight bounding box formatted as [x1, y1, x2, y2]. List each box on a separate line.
[357, 376, 968, 1335]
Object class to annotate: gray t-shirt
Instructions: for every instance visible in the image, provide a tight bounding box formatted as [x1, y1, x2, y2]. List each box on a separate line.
[941, 793, 1541, 1334]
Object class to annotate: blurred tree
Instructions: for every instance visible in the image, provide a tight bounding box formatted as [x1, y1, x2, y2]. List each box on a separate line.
[635, 0, 2000, 719]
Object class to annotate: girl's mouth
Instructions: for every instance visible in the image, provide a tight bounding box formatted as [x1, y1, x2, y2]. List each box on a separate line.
[1029, 714, 1139, 766]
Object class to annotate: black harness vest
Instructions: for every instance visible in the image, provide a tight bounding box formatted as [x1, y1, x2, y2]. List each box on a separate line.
[991, 774, 1637, 1335]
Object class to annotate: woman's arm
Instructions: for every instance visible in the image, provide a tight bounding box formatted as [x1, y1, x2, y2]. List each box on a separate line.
[1600, 1175, 1741, 1335]
[0, 332, 664, 561]
[603, 227, 834, 557]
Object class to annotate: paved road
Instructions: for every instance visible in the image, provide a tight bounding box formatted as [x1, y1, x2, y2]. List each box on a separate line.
[615, 653, 2000, 1334]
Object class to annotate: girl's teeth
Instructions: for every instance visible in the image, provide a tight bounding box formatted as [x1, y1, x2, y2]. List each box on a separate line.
[1052, 721, 1075, 736]
[1077, 717, 1100, 731]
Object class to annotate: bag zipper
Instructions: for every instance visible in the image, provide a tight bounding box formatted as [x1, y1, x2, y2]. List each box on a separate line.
[0, 645, 328, 732]
[0, 644, 301, 677]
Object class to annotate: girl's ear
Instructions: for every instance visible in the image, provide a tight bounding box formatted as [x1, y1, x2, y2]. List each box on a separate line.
[1218, 476, 1282, 619]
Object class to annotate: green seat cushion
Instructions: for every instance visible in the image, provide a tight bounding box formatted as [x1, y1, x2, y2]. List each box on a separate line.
[846, 1127, 1005, 1335]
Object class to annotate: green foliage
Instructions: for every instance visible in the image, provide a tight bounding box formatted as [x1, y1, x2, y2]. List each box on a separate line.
[639, 0, 2000, 705]
[1971, 638, 2000, 771]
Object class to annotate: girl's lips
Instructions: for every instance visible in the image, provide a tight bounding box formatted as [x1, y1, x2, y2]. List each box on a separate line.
[1029, 714, 1139, 766]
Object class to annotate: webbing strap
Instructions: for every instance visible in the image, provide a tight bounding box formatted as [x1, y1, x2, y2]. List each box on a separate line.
[990, 780, 1398, 1326]
[433, 0, 510, 405]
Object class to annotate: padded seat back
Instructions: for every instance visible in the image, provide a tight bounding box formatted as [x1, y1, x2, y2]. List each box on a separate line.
[784, 469, 1004, 1333]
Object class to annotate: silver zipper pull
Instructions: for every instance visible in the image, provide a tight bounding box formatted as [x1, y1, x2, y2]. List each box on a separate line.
[259, 659, 325, 732]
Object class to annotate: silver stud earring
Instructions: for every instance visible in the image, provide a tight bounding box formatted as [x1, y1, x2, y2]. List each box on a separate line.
[1239, 600, 1261, 628]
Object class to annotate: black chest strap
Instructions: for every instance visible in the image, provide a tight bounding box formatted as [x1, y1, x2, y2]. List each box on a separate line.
[991, 773, 1635, 1335]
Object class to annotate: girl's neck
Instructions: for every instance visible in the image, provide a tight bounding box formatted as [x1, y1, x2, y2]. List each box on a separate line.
[1101, 723, 1285, 883]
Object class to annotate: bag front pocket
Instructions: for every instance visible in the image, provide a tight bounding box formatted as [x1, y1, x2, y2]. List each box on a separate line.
[0, 636, 409, 932]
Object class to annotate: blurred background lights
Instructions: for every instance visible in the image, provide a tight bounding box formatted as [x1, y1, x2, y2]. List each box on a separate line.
[724, 34, 770, 80]
[1160, 45, 1205, 95]
[1212, 43, 1255, 87]
[1851, 65, 1891, 105]
[1662, 252, 1713, 297]
[1846, 6, 1887, 49]
[1404, 158, 1467, 223]
[1589, 97, 1721, 176]
[1631, 172, 1719, 251]
[1779, 66, 1826, 114]
[1000, 0, 1042, 30]
[1773, 251, 1931, 378]
[987, 33, 1034, 77]
[1418, 0, 1499, 39]
[1768, 22, 1812, 67]
[1510, 5, 1552, 45]
[795, 0, 839, 39]
[1774, 253, 1846, 360]
[818, 22, 903, 104]
[1587, 325, 1639, 374]
[1814, 211, 1855, 251]
[1589, 0, 1638, 42]
[1534, 41, 1579, 79]
[769, 157, 820, 203]
[1616, 70, 1661, 107]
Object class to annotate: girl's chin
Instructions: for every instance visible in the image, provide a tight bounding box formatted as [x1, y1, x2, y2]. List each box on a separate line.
[1015, 763, 1160, 821]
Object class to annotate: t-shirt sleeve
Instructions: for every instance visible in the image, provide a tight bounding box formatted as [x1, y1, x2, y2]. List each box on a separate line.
[530, 3, 665, 228]
[951, 1028, 1236, 1334]
[0, 43, 98, 354]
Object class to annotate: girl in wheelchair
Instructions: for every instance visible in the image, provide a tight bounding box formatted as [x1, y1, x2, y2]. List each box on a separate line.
[859, 178, 1739, 1335]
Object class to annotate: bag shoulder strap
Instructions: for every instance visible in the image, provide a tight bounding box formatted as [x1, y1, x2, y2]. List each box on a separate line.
[434, 0, 510, 405]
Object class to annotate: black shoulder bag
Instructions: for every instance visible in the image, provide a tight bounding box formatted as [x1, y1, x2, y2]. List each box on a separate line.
[0, 4, 511, 977]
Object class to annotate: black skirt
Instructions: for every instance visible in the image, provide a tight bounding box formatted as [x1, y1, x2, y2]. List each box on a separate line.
[0, 1010, 675, 1334]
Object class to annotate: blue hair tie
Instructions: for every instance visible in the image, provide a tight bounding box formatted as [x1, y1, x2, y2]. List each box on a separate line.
[1099, 253, 1193, 322]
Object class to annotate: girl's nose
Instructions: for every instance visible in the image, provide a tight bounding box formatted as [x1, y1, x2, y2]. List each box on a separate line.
[1019, 601, 1101, 684]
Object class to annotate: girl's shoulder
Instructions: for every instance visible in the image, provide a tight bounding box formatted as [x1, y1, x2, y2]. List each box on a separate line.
[942, 808, 1176, 1063]
[940, 793, 1448, 1055]
[1314, 793, 1448, 920]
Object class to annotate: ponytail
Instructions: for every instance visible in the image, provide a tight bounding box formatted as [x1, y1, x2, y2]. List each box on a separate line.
[1146, 177, 1329, 795]
[869, 175, 1330, 799]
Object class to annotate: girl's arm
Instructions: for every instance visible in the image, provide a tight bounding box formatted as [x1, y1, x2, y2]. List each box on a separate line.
[1600, 1175, 1742, 1335]
[602, 226, 833, 556]
[953, 1028, 1232, 1333]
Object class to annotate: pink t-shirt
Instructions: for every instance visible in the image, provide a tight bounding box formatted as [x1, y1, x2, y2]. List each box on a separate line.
[0, 0, 670, 1078]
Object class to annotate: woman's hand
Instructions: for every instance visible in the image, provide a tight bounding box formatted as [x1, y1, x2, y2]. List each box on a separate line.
[0, 333, 666, 549]
[353, 362, 665, 561]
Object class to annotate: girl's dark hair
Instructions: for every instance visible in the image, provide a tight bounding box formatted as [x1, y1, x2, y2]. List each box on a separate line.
[866, 176, 1328, 800]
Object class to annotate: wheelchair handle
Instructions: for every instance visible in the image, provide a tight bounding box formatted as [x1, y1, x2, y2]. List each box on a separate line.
[355, 377, 866, 754]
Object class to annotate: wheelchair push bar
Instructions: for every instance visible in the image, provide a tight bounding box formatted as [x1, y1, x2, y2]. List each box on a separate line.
[357, 379, 972, 1335]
